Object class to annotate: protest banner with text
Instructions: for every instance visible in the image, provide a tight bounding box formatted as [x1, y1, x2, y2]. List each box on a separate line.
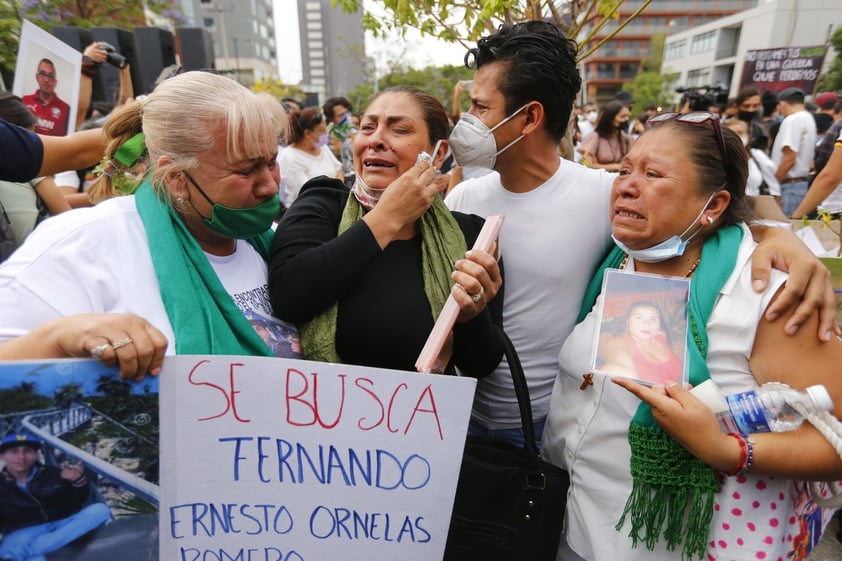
[159, 355, 477, 561]
[739, 45, 827, 94]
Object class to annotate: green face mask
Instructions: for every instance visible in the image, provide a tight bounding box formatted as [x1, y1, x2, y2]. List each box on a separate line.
[184, 172, 279, 239]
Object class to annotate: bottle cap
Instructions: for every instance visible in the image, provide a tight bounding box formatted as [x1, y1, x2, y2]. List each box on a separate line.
[689, 379, 729, 413]
[806, 385, 834, 411]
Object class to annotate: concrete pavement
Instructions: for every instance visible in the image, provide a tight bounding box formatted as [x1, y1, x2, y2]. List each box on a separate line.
[807, 513, 842, 560]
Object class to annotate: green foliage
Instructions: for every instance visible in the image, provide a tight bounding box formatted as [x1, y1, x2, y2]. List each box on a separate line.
[348, 61, 472, 116]
[625, 71, 679, 113]
[0, 1, 22, 88]
[336, 0, 637, 49]
[642, 34, 665, 73]
[0, 382, 52, 413]
[53, 382, 83, 408]
[817, 26, 842, 93]
[251, 76, 306, 102]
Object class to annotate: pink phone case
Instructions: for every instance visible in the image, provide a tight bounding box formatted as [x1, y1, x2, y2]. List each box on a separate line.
[415, 214, 505, 373]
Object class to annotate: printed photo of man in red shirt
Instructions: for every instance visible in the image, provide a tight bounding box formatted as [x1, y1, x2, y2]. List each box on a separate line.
[22, 58, 70, 137]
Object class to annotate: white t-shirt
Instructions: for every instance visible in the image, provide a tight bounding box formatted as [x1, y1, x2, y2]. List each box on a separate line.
[445, 158, 615, 428]
[53, 170, 81, 190]
[279, 145, 342, 204]
[771, 109, 816, 179]
[747, 148, 781, 197]
[0, 196, 299, 357]
[0, 177, 48, 245]
[817, 129, 842, 213]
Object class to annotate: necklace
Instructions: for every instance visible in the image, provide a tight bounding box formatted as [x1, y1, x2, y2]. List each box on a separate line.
[683, 257, 701, 278]
[619, 255, 702, 278]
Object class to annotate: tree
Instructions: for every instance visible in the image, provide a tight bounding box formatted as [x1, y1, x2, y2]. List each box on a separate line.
[53, 382, 83, 408]
[251, 77, 306, 103]
[348, 56, 472, 115]
[0, 1, 19, 88]
[623, 33, 678, 112]
[624, 71, 679, 113]
[0, 382, 52, 413]
[817, 26, 842, 92]
[336, 0, 653, 62]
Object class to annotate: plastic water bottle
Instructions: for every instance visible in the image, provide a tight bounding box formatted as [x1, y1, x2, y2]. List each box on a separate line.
[719, 382, 834, 433]
[691, 380, 834, 434]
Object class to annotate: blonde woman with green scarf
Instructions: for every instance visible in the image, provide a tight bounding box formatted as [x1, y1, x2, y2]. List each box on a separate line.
[269, 86, 504, 376]
[0, 71, 301, 380]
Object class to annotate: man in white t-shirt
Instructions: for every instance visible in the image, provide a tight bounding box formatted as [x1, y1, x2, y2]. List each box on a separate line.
[444, 22, 836, 449]
[771, 87, 816, 215]
[445, 21, 615, 446]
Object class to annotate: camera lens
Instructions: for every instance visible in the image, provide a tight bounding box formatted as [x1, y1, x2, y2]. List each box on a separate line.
[101, 43, 127, 69]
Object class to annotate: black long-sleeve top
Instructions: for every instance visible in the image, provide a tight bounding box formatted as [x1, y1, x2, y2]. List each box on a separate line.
[268, 177, 504, 377]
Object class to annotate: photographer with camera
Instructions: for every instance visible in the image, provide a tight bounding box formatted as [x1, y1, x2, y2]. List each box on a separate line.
[676, 85, 729, 114]
[77, 41, 133, 128]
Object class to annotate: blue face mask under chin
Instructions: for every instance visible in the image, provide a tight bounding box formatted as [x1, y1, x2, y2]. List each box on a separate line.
[612, 191, 717, 263]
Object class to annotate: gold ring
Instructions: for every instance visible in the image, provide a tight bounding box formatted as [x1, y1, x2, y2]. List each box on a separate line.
[90, 344, 111, 359]
[110, 337, 133, 350]
[471, 285, 485, 303]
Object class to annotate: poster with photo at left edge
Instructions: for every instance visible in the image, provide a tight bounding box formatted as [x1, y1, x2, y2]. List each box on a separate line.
[0, 359, 159, 561]
[12, 20, 82, 136]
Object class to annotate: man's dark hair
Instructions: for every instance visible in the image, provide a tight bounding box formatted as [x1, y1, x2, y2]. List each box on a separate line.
[736, 86, 760, 107]
[0, 91, 37, 128]
[761, 90, 778, 117]
[464, 21, 580, 142]
[281, 96, 301, 113]
[322, 96, 352, 122]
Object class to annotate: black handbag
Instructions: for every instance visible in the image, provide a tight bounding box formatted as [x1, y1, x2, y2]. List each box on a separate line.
[444, 329, 569, 561]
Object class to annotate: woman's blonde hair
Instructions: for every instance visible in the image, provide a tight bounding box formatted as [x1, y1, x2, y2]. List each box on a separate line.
[88, 71, 288, 203]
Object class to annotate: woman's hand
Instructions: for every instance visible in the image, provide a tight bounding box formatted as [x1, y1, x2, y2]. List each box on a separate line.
[363, 159, 439, 248]
[0, 313, 168, 382]
[749, 225, 839, 341]
[451, 244, 502, 323]
[82, 42, 109, 64]
[62, 314, 168, 381]
[612, 378, 740, 472]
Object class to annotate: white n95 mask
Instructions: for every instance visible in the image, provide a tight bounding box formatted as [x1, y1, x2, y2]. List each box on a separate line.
[448, 105, 528, 169]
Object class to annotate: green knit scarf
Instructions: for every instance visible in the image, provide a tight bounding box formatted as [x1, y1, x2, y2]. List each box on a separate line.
[579, 224, 744, 560]
[134, 180, 274, 356]
[300, 193, 467, 363]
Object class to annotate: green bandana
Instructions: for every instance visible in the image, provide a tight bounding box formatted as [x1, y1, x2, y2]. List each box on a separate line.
[135, 180, 275, 356]
[300, 193, 467, 363]
[579, 224, 744, 560]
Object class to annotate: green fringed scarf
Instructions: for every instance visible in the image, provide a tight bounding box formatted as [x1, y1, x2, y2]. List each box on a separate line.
[134, 180, 275, 356]
[579, 225, 744, 560]
[300, 193, 467, 363]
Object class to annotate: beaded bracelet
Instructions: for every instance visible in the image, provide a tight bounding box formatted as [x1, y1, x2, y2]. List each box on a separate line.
[81, 56, 100, 78]
[723, 432, 754, 476]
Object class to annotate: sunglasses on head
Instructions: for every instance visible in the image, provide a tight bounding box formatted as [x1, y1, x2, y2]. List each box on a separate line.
[646, 111, 727, 166]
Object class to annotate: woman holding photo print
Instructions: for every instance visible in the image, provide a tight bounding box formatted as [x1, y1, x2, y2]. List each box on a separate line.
[542, 112, 842, 561]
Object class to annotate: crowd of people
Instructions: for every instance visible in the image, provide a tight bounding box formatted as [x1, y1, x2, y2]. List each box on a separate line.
[1, 19, 842, 561]
[572, 82, 842, 221]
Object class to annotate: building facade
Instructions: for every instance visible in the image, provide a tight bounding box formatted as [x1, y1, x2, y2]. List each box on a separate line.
[580, 0, 759, 104]
[296, 0, 366, 100]
[661, 0, 841, 103]
[180, 0, 278, 84]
